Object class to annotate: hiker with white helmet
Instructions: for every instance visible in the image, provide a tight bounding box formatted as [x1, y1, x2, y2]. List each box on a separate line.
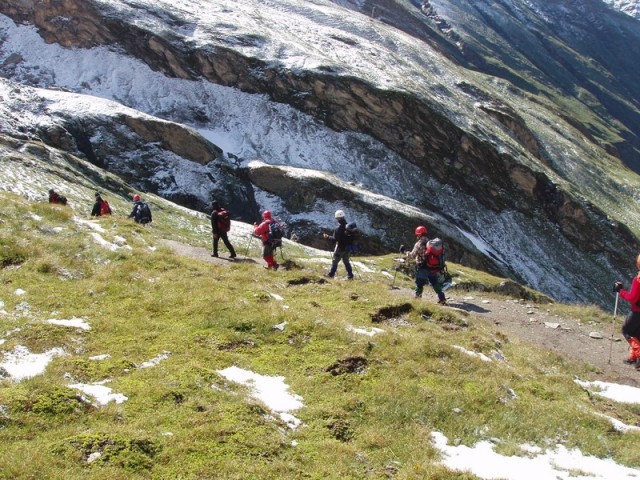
[404, 225, 447, 304]
[322, 209, 354, 280]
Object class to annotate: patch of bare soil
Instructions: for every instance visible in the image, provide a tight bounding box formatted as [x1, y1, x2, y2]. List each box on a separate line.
[160, 239, 257, 266]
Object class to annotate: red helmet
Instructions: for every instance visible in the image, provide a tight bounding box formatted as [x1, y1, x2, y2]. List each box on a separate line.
[133, 194, 141, 202]
[262, 210, 272, 219]
[415, 226, 427, 236]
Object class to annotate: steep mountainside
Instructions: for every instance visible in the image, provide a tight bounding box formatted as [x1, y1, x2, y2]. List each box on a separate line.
[1, 0, 639, 306]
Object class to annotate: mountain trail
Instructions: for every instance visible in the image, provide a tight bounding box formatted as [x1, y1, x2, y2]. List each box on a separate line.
[163, 238, 640, 388]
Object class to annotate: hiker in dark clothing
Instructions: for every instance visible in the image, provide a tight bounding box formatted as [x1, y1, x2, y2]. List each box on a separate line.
[253, 210, 279, 270]
[91, 192, 112, 217]
[614, 253, 640, 368]
[405, 225, 447, 304]
[211, 200, 236, 258]
[323, 209, 353, 280]
[128, 194, 152, 224]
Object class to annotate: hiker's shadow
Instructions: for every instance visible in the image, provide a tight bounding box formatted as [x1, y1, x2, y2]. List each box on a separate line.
[446, 301, 490, 313]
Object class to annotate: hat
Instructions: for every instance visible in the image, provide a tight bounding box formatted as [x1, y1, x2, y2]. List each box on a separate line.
[95, 192, 101, 197]
[334, 209, 345, 219]
[415, 226, 427, 235]
[262, 210, 272, 219]
[133, 194, 141, 202]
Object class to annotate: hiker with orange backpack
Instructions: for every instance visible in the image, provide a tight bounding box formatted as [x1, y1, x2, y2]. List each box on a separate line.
[91, 192, 112, 217]
[211, 200, 236, 259]
[613, 253, 640, 369]
[253, 210, 279, 270]
[404, 225, 447, 304]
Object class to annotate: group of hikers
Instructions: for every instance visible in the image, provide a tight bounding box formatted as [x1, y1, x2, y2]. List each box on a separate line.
[48, 189, 152, 224]
[47, 187, 640, 369]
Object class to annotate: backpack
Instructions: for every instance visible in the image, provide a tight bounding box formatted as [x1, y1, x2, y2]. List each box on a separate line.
[216, 208, 231, 232]
[345, 222, 361, 252]
[100, 200, 112, 216]
[57, 195, 67, 206]
[420, 238, 444, 270]
[268, 221, 284, 247]
[135, 202, 152, 224]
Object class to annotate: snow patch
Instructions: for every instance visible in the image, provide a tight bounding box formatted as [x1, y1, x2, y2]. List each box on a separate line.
[47, 317, 91, 330]
[0, 345, 67, 381]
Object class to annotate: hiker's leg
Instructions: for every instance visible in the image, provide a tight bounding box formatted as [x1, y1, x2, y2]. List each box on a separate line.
[221, 233, 236, 257]
[264, 244, 276, 268]
[428, 272, 446, 302]
[328, 252, 341, 277]
[212, 234, 220, 256]
[630, 337, 640, 361]
[343, 251, 353, 279]
[415, 268, 428, 296]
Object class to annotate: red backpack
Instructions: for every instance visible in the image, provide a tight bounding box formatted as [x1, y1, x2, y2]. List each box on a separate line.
[216, 208, 231, 232]
[423, 238, 444, 270]
[100, 200, 112, 216]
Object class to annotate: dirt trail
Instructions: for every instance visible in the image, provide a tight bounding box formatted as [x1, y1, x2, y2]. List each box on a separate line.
[162, 239, 640, 388]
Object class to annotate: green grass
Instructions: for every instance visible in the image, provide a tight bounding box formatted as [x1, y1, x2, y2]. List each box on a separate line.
[0, 191, 639, 479]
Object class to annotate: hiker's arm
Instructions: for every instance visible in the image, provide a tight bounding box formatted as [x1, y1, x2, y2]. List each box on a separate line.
[621, 276, 640, 304]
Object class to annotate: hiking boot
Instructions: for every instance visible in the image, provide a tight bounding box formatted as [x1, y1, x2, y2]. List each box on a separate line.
[347, 276, 354, 280]
[273, 264, 279, 271]
[437, 298, 448, 306]
[229, 254, 237, 259]
[414, 293, 422, 299]
[211, 253, 218, 257]
[623, 358, 636, 365]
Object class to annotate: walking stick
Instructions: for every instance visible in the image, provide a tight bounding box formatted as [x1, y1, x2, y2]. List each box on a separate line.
[608, 293, 620, 364]
[244, 234, 254, 257]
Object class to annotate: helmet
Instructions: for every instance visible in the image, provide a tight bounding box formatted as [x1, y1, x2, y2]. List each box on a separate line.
[334, 209, 345, 219]
[415, 226, 427, 236]
[262, 210, 272, 219]
[133, 194, 141, 202]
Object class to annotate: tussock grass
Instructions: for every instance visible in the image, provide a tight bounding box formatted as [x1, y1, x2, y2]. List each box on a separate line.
[0, 191, 639, 478]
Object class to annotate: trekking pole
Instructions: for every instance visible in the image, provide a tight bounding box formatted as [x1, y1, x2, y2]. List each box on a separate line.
[244, 234, 254, 257]
[607, 292, 620, 364]
[391, 266, 399, 289]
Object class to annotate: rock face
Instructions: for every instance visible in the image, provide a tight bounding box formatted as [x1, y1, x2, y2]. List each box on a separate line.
[1, 0, 639, 306]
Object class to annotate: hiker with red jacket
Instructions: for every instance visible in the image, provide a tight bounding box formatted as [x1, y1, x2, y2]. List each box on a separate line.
[91, 192, 112, 217]
[322, 209, 354, 280]
[211, 200, 236, 259]
[614, 253, 640, 368]
[404, 225, 447, 304]
[253, 210, 279, 270]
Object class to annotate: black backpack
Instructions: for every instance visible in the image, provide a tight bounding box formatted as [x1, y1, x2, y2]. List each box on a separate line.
[268, 221, 284, 247]
[135, 203, 152, 224]
[345, 222, 361, 252]
[57, 195, 67, 206]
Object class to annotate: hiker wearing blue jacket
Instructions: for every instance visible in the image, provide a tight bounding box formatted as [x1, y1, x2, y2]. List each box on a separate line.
[323, 210, 354, 280]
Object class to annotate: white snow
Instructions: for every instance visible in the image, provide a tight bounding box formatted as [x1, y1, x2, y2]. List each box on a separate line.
[137, 351, 171, 369]
[575, 379, 640, 404]
[346, 326, 385, 336]
[0, 345, 67, 381]
[431, 431, 640, 479]
[47, 318, 91, 330]
[217, 366, 303, 430]
[68, 380, 128, 405]
[452, 345, 492, 362]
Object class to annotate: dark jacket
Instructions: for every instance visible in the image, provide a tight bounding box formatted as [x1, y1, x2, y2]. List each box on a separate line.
[328, 218, 349, 252]
[129, 201, 152, 223]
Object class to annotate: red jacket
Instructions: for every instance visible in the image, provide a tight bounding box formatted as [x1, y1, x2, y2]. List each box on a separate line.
[620, 274, 640, 312]
[254, 219, 273, 244]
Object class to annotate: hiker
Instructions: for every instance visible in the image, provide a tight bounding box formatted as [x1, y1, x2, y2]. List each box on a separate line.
[48, 189, 67, 205]
[91, 192, 112, 217]
[404, 225, 447, 304]
[253, 210, 279, 270]
[614, 253, 640, 368]
[128, 194, 152, 225]
[322, 209, 354, 280]
[210, 200, 236, 259]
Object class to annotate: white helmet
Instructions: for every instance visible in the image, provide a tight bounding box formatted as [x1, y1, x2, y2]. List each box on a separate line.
[334, 209, 345, 219]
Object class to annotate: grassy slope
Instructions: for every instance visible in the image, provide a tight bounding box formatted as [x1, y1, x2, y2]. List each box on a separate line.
[0, 192, 639, 480]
